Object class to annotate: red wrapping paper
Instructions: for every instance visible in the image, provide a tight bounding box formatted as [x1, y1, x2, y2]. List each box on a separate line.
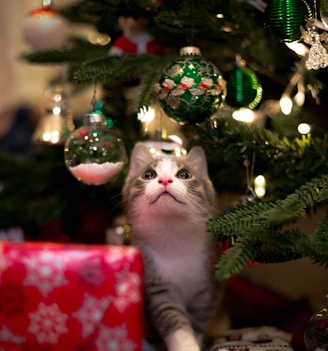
[0, 241, 144, 351]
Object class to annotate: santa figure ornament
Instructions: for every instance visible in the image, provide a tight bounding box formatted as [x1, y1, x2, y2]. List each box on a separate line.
[109, 16, 168, 56]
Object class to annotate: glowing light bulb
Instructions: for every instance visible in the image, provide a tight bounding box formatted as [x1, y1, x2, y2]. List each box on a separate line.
[298, 123, 311, 134]
[254, 175, 266, 198]
[137, 106, 155, 123]
[286, 42, 308, 56]
[294, 90, 305, 106]
[52, 106, 61, 115]
[168, 135, 182, 145]
[232, 108, 256, 123]
[280, 95, 293, 115]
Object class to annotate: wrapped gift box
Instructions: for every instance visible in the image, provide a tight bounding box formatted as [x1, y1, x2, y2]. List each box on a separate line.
[207, 326, 293, 351]
[0, 241, 144, 351]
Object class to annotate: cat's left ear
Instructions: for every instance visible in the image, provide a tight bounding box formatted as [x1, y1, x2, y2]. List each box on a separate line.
[186, 146, 209, 178]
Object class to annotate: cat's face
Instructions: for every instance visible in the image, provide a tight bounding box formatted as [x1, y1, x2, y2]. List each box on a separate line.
[122, 143, 216, 220]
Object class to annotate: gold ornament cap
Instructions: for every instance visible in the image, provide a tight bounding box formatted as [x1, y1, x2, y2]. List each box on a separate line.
[179, 46, 201, 56]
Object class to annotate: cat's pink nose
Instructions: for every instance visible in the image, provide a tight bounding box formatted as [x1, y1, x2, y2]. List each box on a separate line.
[158, 175, 173, 186]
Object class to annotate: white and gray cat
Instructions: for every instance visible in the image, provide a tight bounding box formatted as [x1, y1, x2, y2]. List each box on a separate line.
[122, 142, 220, 351]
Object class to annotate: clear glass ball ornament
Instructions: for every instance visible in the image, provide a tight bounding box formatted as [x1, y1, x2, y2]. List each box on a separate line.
[64, 113, 126, 185]
[304, 295, 328, 351]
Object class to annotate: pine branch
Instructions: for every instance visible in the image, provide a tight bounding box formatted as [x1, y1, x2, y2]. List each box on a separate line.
[211, 173, 328, 236]
[314, 214, 328, 241]
[208, 201, 275, 237]
[61, 0, 159, 24]
[155, 1, 207, 35]
[198, 118, 328, 195]
[21, 40, 108, 65]
[212, 172, 328, 280]
[215, 243, 259, 281]
[73, 54, 164, 84]
[0, 148, 125, 230]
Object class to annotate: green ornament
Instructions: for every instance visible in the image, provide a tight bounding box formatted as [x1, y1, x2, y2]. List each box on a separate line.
[156, 46, 226, 125]
[226, 65, 263, 109]
[264, 0, 312, 43]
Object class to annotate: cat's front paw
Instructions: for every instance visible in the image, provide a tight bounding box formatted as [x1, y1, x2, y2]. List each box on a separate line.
[165, 329, 201, 351]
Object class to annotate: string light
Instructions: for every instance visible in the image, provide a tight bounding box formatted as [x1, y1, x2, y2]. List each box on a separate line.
[168, 135, 183, 145]
[298, 123, 311, 134]
[254, 175, 266, 198]
[232, 108, 256, 123]
[279, 94, 293, 115]
[137, 106, 155, 123]
[286, 42, 308, 56]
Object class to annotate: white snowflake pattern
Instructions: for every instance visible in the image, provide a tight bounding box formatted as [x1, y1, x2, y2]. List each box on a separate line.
[113, 265, 142, 312]
[28, 302, 68, 344]
[103, 247, 127, 269]
[23, 250, 68, 296]
[73, 293, 112, 337]
[0, 325, 26, 344]
[104, 246, 140, 268]
[96, 323, 136, 351]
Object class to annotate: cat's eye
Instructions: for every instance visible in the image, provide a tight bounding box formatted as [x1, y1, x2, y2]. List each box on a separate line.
[143, 168, 157, 180]
[176, 168, 192, 179]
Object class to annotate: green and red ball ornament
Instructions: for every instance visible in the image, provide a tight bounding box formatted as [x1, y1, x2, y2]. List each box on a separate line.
[264, 0, 312, 42]
[225, 60, 263, 109]
[155, 46, 226, 125]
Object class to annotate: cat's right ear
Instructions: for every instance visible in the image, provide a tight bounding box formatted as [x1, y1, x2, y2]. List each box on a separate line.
[128, 142, 153, 175]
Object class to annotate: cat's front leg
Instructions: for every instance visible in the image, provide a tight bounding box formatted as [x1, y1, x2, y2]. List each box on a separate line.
[146, 279, 201, 351]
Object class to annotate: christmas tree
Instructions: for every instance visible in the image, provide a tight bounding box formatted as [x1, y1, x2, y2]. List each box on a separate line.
[2, 0, 328, 280]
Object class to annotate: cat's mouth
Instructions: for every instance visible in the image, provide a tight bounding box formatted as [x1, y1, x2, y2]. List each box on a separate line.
[151, 191, 184, 204]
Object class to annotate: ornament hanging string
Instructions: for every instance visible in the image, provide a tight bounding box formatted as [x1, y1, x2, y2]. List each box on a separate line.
[91, 76, 98, 111]
[314, 0, 318, 21]
[187, 0, 195, 46]
[43, 0, 52, 7]
[244, 152, 257, 200]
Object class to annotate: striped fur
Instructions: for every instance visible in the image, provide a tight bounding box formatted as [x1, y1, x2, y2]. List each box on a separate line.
[122, 142, 219, 351]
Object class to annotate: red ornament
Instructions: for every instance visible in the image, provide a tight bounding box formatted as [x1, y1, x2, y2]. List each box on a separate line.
[316, 318, 327, 330]
[103, 140, 113, 149]
[79, 129, 89, 139]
